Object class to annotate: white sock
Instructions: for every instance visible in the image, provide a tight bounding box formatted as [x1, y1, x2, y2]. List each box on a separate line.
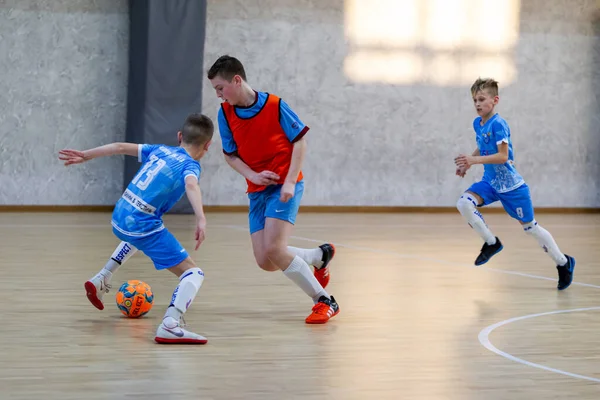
[164, 267, 205, 322]
[110, 241, 137, 265]
[457, 194, 497, 245]
[92, 242, 138, 285]
[92, 270, 113, 287]
[523, 221, 568, 266]
[283, 256, 328, 303]
[287, 246, 324, 268]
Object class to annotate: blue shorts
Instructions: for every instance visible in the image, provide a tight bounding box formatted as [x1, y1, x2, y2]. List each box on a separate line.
[248, 180, 304, 234]
[467, 181, 534, 223]
[112, 227, 189, 270]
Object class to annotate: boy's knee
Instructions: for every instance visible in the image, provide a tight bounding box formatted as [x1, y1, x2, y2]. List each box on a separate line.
[522, 220, 538, 235]
[257, 260, 279, 272]
[255, 253, 278, 272]
[264, 242, 284, 261]
[457, 195, 476, 214]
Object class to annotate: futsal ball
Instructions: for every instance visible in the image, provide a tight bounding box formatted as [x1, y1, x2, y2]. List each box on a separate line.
[116, 280, 154, 318]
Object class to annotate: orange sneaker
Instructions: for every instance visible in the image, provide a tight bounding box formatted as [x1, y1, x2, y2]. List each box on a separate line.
[305, 295, 339, 324]
[314, 243, 335, 288]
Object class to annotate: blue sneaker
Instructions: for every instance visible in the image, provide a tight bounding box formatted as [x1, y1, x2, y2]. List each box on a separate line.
[557, 254, 575, 290]
[475, 237, 504, 266]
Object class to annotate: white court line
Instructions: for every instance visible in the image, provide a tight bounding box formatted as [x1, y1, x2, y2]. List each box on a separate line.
[220, 224, 600, 290]
[221, 223, 600, 383]
[5, 222, 600, 289]
[478, 307, 600, 383]
[0, 376, 45, 381]
[5, 219, 600, 380]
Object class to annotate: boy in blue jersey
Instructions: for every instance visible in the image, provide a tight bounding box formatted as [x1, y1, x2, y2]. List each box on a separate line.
[454, 78, 575, 290]
[59, 114, 214, 343]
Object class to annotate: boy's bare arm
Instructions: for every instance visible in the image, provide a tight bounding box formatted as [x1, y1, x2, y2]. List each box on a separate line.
[184, 175, 206, 250]
[470, 143, 508, 165]
[284, 138, 306, 184]
[59, 143, 139, 165]
[224, 153, 279, 186]
[455, 144, 507, 170]
[279, 138, 307, 202]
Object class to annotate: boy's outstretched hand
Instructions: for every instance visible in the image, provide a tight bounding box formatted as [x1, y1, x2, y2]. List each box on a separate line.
[59, 149, 87, 166]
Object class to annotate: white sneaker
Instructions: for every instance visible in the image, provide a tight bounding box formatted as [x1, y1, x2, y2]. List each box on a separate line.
[155, 317, 208, 344]
[84, 272, 112, 311]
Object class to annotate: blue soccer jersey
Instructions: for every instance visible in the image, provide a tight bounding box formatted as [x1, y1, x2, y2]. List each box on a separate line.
[111, 145, 201, 237]
[473, 113, 524, 193]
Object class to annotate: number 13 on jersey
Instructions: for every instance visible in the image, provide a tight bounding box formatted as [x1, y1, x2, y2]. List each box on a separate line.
[132, 155, 166, 190]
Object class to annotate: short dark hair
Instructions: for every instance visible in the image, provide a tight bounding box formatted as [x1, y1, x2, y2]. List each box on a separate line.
[181, 114, 213, 146]
[207, 55, 247, 81]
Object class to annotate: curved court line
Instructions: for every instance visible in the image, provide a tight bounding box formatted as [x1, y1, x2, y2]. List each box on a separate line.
[478, 307, 600, 383]
[21, 220, 597, 381]
[220, 224, 600, 383]
[12, 220, 598, 381]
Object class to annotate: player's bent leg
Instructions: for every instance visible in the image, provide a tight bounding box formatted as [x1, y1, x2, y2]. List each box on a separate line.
[263, 217, 296, 270]
[282, 181, 334, 283]
[501, 183, 575, 290]
[263, 181, 336, 288]
[85, 241, 138, 311]
[107, 241, 138, 272]
[521, 220, 575, 290]
[456, 190, 502, 266]
[250, 229, 280, 272]
[123, 229, 206, 344]
[264, 217, 339, 324]
[166, 256, 199, 277]
[155, 257, 207, 344]
[520, 219, 568, 265]
[248, 188, 280, 271]
[288, 244, 336, 289]
[465, 190, 484, 205]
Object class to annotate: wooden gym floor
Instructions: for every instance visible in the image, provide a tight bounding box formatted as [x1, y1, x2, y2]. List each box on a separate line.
[1, 211, 599, 400]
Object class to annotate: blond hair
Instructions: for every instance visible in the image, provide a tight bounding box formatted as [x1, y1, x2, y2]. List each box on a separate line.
[471, 77, 499, 97]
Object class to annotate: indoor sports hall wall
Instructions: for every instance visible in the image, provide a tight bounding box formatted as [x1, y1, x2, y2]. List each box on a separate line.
[1, 0, 598, 208]
[0, 0, 129, 205]
[199, 0, 600, 208]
